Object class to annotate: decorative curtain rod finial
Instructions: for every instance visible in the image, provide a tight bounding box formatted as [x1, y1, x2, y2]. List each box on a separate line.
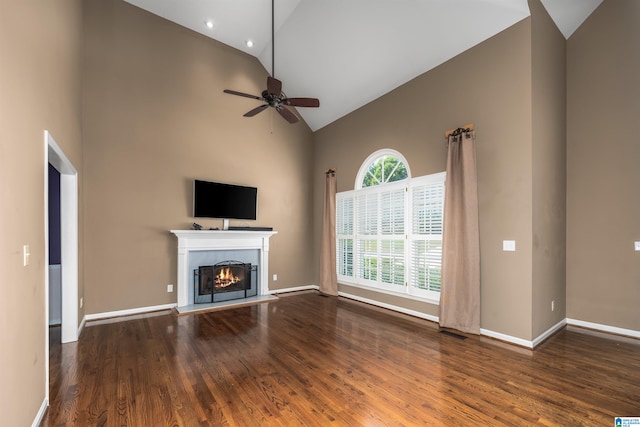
[445, 123, 474, 138]
[325, 168, 336, 175]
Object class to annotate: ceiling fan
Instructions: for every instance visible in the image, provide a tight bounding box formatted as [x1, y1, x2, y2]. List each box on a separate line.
[223, 0, 319, 124]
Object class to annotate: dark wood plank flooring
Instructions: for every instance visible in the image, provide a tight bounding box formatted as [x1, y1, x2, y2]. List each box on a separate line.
[43, 292, 640, 426]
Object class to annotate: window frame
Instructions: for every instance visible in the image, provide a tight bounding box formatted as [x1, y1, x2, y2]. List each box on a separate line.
[337, 150, 445, 305]
[355, 149, 411, 190]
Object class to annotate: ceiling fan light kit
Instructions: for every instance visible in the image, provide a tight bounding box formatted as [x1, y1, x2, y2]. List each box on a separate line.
[223, 0, 319, 124]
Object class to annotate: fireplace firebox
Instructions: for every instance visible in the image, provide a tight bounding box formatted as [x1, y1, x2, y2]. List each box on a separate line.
[194, 261, 256, 304]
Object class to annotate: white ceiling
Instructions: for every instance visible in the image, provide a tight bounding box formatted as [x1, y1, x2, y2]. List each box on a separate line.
[540, 0, 603, 38]
[123, 0, 602, 131]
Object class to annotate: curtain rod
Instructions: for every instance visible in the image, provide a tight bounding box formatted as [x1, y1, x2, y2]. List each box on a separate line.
[325, 168, 336, 175]
[445, 123, 474, 138]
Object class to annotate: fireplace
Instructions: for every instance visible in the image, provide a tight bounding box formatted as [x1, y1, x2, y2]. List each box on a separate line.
[170, 229, 277, 309]
[194, 261, 256, 304]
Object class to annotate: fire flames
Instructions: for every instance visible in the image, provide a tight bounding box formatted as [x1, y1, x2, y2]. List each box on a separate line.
[214, 267, 241, 289]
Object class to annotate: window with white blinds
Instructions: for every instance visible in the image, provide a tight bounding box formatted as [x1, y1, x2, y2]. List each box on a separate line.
[336, 171, 445, 303]
[336, 196, 354, 277]
[408, 172, 445, 299]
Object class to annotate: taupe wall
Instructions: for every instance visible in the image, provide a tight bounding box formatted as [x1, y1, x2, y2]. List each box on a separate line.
[567, 0, 640, 330]
[0, 0, 83, 425]
[313, 19, 536, 340]
[83, 0, 314, 314]
[530, 0, 567, 337]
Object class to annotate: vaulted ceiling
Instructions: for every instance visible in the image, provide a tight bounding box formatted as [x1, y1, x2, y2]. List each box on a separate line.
[123, 0, 603, 131]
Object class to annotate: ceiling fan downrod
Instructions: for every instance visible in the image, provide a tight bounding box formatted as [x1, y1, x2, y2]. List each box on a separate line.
[221, 0, 320, 124]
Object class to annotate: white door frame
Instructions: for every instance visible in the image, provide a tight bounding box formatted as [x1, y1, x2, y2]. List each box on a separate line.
[44, 130, 79, 400]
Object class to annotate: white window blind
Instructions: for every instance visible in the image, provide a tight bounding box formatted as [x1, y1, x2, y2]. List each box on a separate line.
[380, 187, 405, 288]
[408, 173, 445, 299]
[336, 171, 445, 303]
[336, 194, 354, 278]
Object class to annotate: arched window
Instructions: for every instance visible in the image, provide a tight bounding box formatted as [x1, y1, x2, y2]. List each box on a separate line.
[356, 149, 410, 189]
[337, 149, 445, 303]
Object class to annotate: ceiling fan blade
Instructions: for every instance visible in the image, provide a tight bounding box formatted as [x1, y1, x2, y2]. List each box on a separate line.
[282, 97, 320, 108]
[276, 105, 299, 124]
[244, 104, 269, 117]
[224, 89, 262, 100]
[267, 76, 282, 96]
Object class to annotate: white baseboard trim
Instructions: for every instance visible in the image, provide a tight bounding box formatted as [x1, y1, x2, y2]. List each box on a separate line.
[332, 290, 639, 348]
[339, 291, 440, 323]
[481, 320, 566, 349]
[339, 291, 557, 348]
[85, 303, 177, 322]
[32, 397, 48, 427]
[78, 315, 87, 336]
[532, 318, 567, 348]
[270, 284, 319, 294]
[567, 318, 640, 339]
[480, 328, 534, 349]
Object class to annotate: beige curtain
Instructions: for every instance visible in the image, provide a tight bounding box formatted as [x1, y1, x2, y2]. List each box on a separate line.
[319, 169, 338, 296]
[439, 131, 480, 334]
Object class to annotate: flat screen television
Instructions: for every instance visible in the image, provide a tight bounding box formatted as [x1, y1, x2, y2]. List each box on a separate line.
[193, 180, 257, 225]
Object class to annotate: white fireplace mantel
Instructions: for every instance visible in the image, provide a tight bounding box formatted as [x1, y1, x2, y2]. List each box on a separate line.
[170, 230, 277, 308]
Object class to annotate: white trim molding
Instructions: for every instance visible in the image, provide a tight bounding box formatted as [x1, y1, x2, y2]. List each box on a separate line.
[46, 130, 79, 345]
[478, 320, 566, 349]
[78, 315, 87, 336]
[336, 289, 638, 348]
[31, 397, 48, 427]
[567, 318, 640, 340]
[532, 319, 567, 348]
[339, 291, 440, 323]
[84, 303, 177, 322]
[355, 148, 412, 189]
[480, 328, 535, 349]
[271, 284, 319, 294]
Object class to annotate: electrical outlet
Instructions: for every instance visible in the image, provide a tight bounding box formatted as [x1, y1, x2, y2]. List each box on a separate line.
[551, 300, 555, 312]
[167, 284, 174, 293]
[272, 274, 278, 281]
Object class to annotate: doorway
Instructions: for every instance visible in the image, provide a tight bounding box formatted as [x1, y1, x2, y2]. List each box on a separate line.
[45, 130, 79, 346]
[48, 164, 62, 326]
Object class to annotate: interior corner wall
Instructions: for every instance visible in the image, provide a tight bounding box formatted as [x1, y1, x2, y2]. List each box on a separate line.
[566, 0, 640, 331]
[0, 0, 84, 425]
[312, 19, 535, 340]
[82, 0, 315, 314]
[529, 0, 567, 338]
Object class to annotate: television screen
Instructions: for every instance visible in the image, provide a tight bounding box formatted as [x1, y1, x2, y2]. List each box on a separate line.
[193, 180, 257, 220]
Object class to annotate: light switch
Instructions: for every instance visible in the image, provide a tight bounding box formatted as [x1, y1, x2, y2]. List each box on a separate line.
[23, 244, 30, 266]
[635, 241, 640, 251]
[503, 240, 516, 252]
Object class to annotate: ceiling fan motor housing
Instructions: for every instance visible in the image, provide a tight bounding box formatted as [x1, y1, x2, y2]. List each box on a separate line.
[262, 90, 281, 107]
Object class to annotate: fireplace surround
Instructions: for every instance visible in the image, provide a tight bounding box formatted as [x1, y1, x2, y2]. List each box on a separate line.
[171, 230, 277, 310]
[194, 261, 256, 303]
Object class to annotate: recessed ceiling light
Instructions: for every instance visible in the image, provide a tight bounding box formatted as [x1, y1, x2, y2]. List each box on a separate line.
[246, 40, 254, 48]
[205, 20, 214, 29]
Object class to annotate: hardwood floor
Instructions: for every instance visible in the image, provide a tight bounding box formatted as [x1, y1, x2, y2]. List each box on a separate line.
[43, 292, 640, 426]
